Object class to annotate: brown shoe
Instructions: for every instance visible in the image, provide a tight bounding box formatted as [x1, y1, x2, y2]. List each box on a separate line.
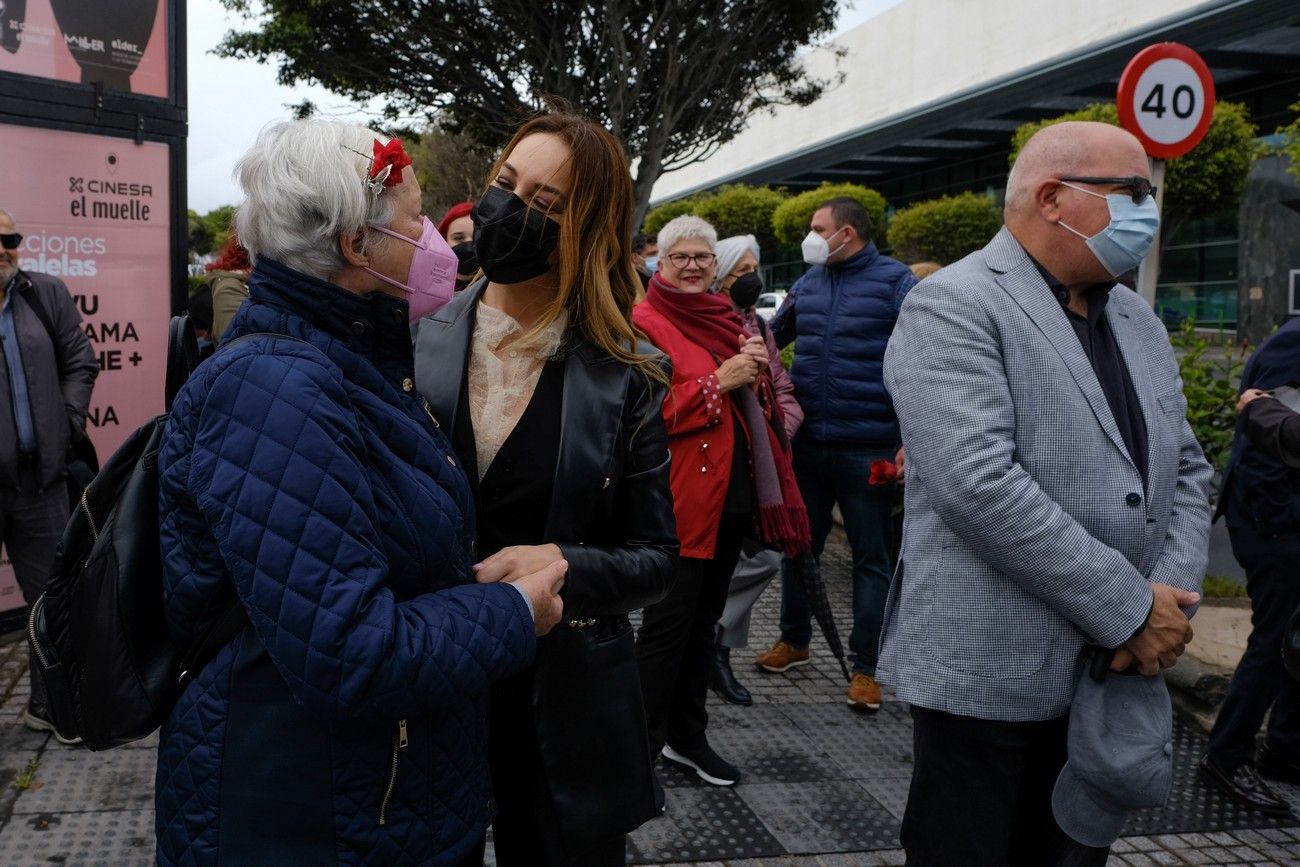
[847, 673, 882, 711]
[755, 640, 810, 673]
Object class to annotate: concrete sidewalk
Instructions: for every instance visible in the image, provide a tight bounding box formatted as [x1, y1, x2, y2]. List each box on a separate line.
[0, 541, 1297, 866]
[1169, 599, 1253, 732]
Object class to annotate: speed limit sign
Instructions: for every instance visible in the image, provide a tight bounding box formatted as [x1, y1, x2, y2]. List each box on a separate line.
[1117, 43, 1216, 159]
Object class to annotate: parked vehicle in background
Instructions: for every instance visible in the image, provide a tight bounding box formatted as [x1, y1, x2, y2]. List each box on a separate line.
[755, 290, 787, 321]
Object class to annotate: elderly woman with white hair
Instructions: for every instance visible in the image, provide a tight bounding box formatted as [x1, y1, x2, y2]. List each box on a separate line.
[634, 216, 810, 799]
[706, 235, 804, 706]
[153, 119, 565, 866]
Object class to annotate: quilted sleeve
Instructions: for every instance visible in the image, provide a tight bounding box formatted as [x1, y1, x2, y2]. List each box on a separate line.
[189, 349, 536, 720]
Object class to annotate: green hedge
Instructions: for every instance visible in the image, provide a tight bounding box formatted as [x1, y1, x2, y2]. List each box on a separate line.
[885, 191, 1002, 265]
[771, 182, 887, 246]
[643, 184, 789, 250]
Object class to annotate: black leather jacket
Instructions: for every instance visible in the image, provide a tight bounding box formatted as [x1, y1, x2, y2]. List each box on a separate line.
[412, 281, 678, 842]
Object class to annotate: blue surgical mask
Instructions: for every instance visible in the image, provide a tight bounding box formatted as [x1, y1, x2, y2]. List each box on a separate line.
[1058, 183, 1160, 278]
[643, 255, 659, 273]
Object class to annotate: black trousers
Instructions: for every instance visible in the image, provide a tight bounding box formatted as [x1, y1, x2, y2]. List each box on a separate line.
[487, 667, 625, 867]
[1206, 526, 1300, 770]
[0, 466, 69, 713]
[902, 706, 1110, 867]
[636, 512, 748, 754]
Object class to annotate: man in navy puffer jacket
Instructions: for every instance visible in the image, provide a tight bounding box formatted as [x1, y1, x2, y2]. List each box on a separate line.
[757, 197, 916, 710]
[155, 119, 562, 866]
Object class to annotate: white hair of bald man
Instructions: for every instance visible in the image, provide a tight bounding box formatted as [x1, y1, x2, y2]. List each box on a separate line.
[234, 119, 401, 280]
[710, 234, 760, 293]
[655, 215, 717, 259]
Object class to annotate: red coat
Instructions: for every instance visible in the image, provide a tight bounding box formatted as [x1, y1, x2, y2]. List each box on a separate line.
[634, 300, 749, 560]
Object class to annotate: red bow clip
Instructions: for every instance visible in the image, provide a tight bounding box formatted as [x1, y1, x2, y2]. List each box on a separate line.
[370, 138, 413, 188]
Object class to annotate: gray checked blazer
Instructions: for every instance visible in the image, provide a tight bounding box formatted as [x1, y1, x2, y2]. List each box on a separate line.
[879, 227, 1212, 722]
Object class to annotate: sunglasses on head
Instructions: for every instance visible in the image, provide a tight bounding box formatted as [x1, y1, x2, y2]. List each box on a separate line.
[1059, 176, 1156, 205]
[0, 233, 21, 250]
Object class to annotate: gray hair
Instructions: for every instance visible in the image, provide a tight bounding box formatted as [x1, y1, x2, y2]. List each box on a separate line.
[711, 234, 760, 292]
[234, 119, 401, 280]
[0, 209, 14, 225]
[656, 215, 717, 258]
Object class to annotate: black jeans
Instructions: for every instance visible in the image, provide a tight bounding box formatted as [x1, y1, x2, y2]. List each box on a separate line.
[1206, 526, 1300, 770]
[0, 466, 69, 713]
[902, 706, 1110, 867]
[636, 512, 748, 754]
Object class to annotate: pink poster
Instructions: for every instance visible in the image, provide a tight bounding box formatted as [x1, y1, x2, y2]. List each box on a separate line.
[0, 124, 171, 615]
[0, 0, 168, 98]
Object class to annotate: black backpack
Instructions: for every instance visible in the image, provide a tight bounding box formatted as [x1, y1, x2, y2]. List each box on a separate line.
[26, 322, 293, 749]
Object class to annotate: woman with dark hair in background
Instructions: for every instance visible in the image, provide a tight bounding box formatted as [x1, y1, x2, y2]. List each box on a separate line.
[414, 110, 677, 866]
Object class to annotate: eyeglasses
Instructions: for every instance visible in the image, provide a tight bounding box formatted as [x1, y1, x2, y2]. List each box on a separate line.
[1059, 176, 1156, 205]
[665, 252, 716, 268]
[0, 233, 22, 250]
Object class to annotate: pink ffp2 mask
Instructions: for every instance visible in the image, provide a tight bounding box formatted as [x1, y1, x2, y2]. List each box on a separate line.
[366, 216, 458, 322]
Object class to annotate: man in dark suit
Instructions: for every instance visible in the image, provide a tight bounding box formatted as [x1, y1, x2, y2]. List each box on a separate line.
[1201, 315, 1300, 816]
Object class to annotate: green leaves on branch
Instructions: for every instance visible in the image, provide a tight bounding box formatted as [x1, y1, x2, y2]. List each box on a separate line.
[771, 182, 887, 246]
[1276, 97, 1300, 180]
[1170, 318, 1246, 498]
[885, 192, 1002, 265]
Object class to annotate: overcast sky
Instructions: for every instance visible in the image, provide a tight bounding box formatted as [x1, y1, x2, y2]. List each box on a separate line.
[186, 0, 905, 213]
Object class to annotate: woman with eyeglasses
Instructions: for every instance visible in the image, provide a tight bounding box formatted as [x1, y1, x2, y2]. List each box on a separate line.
[633, 216, 810, 801]
[413, 110, 677, 866]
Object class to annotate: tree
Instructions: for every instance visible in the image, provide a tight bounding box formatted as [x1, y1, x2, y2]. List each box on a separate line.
[203, 205, 237, 247]
[1280, 96, 1300, 179]
[1009, 101, 1260, 247]
[885, 192, 1002, 265]
[408, 123, 497, 219]
[187, 209, 213, 260]
[217, 0, 843, 227]
[642, 184, 789, 249]
[771, 182, 887, 246]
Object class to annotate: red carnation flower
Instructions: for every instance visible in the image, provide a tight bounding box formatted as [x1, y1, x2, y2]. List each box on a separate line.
[868, 459, 898, 485]
[371, 138, 413, 188]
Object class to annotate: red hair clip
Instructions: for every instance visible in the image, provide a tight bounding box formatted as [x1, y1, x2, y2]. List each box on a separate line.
[370, 138, 412, 188]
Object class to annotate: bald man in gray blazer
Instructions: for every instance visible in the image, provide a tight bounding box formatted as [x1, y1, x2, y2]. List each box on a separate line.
[880, 122, 1211, 866]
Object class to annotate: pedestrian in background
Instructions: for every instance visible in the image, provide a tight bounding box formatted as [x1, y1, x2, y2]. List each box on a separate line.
[757, 196, 915, 711]
[708, 234, 802, 706]
[0, 207, 98, 742]
[1201, 314, 1300, 817]
[635, 215, 810, 795]
[205, 232, 251, 343]
[437, 200, 479, 291]
[415, 110, 678, 866]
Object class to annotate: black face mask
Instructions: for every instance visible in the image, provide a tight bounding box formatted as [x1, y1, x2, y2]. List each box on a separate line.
[451, 241, 479, 276]
[728, 271, 764, 310]
[471, 186, 561, 284]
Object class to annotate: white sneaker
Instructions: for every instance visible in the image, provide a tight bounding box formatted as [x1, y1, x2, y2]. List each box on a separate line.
[22, 708, 83, 746]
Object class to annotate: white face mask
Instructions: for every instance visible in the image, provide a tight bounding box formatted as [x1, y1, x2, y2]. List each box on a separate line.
[801, 226, 847, 266]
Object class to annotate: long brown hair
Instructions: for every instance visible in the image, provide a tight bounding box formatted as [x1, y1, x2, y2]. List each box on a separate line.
[486, 110, 666, 384]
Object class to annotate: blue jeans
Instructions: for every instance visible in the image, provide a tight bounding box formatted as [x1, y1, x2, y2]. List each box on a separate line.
[779, 440, 896, 677]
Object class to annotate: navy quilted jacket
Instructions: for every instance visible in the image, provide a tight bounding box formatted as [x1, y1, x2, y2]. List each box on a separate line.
[770, 243, 916, 446]
[154, 258, 536, 865]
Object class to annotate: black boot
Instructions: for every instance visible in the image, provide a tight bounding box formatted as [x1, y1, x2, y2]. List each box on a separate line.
[709, 643, 753, 706]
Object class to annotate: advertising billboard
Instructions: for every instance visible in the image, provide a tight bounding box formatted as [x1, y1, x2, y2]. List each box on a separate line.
[0, 0, 168, 98]
[0, 124, 171, 615]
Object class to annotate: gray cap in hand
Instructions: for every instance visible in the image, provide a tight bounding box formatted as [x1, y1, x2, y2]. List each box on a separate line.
[1052, 671, 1174, 848]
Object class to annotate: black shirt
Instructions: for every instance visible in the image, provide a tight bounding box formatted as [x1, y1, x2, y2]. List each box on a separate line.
[452, 360, 564, 559]
[1035, 263, 1149, 489]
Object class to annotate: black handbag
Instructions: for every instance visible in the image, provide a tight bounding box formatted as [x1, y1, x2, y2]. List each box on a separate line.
[531, 617, 658, 845]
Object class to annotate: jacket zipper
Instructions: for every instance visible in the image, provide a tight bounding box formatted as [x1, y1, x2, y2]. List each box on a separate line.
[378, 719, 408, 826]
[80, 488, 100, 541]
[26, 596, 50, 671]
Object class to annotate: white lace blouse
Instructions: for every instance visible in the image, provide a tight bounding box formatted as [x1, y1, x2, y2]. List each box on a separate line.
[467, 301, 568, 481]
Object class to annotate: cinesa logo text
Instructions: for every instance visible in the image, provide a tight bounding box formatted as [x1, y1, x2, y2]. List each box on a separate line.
[69, 176, 154, 221]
